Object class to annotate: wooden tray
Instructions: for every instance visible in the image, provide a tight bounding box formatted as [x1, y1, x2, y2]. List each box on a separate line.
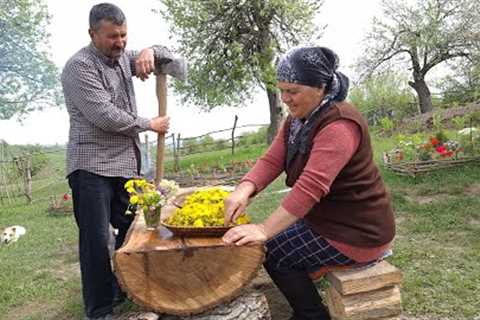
[160, 221, 232, 237]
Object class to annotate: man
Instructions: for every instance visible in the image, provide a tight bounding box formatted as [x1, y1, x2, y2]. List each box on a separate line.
[61, 3, 178, 319]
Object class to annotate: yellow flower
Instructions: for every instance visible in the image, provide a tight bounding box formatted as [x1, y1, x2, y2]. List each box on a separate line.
[129, 195, 139, 205]
[124, 178, 179, 216]
[235, 214, 251, 224]
[124, 180, 134, 189]
[137, 179, 147, 188]
[193, 219, 204, 227]
[167, 187, 251, 227]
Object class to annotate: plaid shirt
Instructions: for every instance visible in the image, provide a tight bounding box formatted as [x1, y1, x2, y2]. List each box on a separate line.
[62, 43, 169, 178]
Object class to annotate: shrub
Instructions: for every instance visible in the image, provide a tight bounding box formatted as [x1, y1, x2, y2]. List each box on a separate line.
[31, 152, 49, 176]
[349, 71, 417, 125]
[379, 117, 395, 135]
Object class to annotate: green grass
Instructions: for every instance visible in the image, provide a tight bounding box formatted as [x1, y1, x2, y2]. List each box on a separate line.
[1, 134, 480, 319]
[0, 201, 82, 319]
[163, 143, 267, 174]
[381, 164, 480, 318]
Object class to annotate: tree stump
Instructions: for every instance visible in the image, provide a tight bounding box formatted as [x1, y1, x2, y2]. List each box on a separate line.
[113, 212, 265, 316]
[161, 290, 271, 320]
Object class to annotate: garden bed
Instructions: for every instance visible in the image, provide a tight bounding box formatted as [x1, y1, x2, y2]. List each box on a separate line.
[383, 156, 480, 177]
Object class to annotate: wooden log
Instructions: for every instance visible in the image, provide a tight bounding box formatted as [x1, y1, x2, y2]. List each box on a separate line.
[117, 291, 271, 320]
[326, 285, 402, 320]
[161, 290, 271, 320]
[114, 213, 265, 316]
[326, 261, 402, 296]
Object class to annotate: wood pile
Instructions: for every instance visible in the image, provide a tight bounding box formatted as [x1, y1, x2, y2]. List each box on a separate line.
[324, 261, 403, 320]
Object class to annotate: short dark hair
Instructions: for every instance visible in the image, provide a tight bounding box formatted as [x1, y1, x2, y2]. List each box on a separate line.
[89, 3, 126, 31]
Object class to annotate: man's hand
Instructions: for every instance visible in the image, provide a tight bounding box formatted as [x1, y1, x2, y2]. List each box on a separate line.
[149, 116, 170, 133]
[224, 181, 255, 227]
[222, 223, 267, 246]
[135, 48, 155, 81]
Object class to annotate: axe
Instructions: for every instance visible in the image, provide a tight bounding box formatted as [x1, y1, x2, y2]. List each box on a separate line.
[154, 55, 186, 185]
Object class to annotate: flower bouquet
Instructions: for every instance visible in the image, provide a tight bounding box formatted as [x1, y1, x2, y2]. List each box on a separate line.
[124, 179, 179, 230]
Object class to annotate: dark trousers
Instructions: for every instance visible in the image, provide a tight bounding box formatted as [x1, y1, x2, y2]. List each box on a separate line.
[68, 170, 134, 318]
[263, 221, 358, 320]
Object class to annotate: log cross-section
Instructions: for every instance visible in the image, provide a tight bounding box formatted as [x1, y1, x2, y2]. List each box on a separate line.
[114, 214, 265, 316]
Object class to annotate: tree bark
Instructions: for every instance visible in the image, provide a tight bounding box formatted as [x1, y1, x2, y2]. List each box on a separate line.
[266, 88, 283, 143]
[409, 78, 433, 114]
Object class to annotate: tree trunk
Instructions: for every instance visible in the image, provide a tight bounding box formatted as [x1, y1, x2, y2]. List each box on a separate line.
[266, 88, 283, 143]
[114, 200, 265, 316]
[408, 78, 433, 114]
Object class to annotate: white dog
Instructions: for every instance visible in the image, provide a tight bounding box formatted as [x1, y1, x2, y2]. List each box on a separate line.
[1, 225, 26, 244]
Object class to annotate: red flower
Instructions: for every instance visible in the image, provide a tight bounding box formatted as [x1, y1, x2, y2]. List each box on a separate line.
[435, 145, 446, 154]
[63, 193, 70, 201]
[430, 137, 440, 146]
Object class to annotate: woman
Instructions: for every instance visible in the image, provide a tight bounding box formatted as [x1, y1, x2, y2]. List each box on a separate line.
[222, 46, 395, 320]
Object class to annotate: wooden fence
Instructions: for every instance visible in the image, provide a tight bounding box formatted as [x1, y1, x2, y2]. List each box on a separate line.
[141, 119, 269, 174]
[0, 120, 269, 205]
[0, 142, 33, 205]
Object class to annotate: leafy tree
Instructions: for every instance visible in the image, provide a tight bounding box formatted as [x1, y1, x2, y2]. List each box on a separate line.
[438, 60, 480, 106]
[159, 0, 321, 142]
[349, 71, 417, 125]
[356, 0, 480, 114]
[0, 0, 61, 120]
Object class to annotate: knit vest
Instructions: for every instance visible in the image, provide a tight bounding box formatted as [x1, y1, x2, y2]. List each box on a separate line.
[284, 101, 395, 247]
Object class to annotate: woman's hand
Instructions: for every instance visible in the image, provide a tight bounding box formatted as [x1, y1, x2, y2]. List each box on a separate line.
[224, 182, 256, 226]
[135, 48, 155, 81]
[222, 223, 267, 246]
[225, 206, 299, 246]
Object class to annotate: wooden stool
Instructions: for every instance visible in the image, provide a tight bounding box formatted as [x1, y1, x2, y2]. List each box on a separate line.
[320, 261, 403, 320]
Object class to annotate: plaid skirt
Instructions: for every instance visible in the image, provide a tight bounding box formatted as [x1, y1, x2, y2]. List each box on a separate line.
[265, 219, 356, 273]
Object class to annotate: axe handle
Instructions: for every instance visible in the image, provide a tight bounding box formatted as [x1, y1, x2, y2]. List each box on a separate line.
[155, 73, 167, 185]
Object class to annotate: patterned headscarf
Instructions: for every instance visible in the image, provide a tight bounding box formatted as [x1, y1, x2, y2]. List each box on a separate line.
[277, 46, 350, 166]
[277, 46, 349, 99]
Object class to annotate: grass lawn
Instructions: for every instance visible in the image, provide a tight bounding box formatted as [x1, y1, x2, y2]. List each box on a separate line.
[0, 136, 479, 319]
[163, 143, 267, 174]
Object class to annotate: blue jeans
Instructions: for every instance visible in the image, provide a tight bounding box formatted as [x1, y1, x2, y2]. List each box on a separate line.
[68, 170, 134, 318]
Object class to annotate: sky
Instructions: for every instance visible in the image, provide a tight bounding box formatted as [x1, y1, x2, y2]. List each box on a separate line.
[0, 0, 383, 145]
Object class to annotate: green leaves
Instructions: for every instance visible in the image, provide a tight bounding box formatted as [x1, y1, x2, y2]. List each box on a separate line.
[159, 0, 321, 110]
[0, 0, 61, 120]
[349, 71, 416, 121]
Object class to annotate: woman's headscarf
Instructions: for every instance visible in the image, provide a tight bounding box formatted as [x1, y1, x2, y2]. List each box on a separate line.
[276, 46, 349, 102]
[276, 46, 350, 166]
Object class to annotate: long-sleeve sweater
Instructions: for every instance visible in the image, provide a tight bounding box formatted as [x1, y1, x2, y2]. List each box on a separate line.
[241, 119, 390, 262]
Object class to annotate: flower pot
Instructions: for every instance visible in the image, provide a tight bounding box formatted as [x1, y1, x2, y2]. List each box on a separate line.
[144, 207, 161, 230]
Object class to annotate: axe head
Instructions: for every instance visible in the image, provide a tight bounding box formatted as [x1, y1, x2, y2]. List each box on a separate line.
[158, 57, 187, 82]
[152, 46, 187, 81]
